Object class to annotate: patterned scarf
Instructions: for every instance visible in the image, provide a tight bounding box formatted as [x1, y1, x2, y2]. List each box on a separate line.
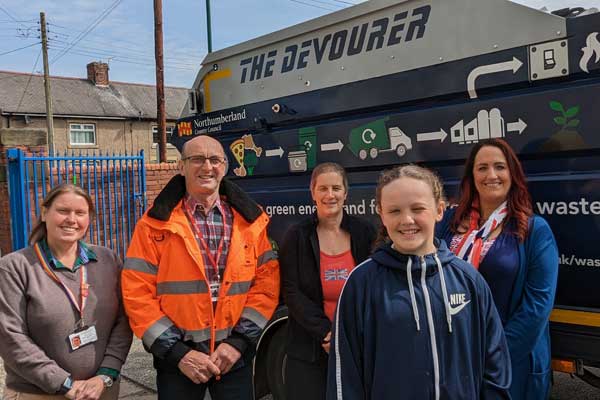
[452, 201, 508, 268]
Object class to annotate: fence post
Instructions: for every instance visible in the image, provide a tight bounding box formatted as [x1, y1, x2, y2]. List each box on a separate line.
[7, 148, 28, 250]
[140, 149, 147, 210]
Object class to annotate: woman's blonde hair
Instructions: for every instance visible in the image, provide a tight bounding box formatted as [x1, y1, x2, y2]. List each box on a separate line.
[28, 184, 96, 245]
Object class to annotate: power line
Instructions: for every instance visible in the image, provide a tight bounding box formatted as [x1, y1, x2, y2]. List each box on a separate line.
[50, 0, 124, 65]
[300, 0, 344, 8]
[0, 19, 37, 24]
[16, 48, 42, 113]
[47, 22, 200, 60]
[330, 0, 358, 5]
[48, 37, 202, 64]
[0, 41, 40, 56]
[0, 2, 19, 23]
[47, 45, 196, 71]
[288, 0, 338, 11]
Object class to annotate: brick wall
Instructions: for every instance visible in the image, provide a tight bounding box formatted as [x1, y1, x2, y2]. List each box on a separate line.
[145, 163, 180, 207]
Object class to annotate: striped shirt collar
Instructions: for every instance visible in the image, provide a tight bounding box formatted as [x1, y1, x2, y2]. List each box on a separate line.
[39, 238, 97, 272]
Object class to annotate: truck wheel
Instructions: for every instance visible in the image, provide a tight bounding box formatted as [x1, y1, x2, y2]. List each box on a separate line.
[358, 149, 367, 160]
[266, 325, 288, 400]
[369, 148, 378, 159]
[396, 145, 407, 157]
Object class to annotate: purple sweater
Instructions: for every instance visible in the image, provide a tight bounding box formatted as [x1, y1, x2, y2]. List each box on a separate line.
[0, 244, 132, 394]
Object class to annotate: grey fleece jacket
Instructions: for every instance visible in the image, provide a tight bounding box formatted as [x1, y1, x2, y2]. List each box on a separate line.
[0, 244, 132, 394]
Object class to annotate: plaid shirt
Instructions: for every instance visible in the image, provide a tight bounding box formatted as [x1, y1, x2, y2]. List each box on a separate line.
[183, 194, 233, 303]
[39, 238, 97, 272]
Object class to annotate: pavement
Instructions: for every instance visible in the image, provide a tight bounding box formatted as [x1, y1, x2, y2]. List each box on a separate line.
[0, 338, 158, 400]
[3, 338, 597, 399]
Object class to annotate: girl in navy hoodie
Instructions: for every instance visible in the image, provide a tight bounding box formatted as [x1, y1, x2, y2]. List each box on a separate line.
[327, 165, 511, 400]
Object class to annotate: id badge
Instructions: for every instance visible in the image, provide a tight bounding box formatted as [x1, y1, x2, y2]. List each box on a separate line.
[68, 325, 98, 351]
[209, 282, 220, 303]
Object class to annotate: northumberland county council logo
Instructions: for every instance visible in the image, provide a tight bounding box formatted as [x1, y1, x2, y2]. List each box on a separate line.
[178, 122, 192, 137]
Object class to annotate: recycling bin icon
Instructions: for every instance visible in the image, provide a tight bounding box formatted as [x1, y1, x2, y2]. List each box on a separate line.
[288, 147, 308, 173]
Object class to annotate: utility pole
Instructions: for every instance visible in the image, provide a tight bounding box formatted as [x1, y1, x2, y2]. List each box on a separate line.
[40, 12, 55, 155]
[206, 0, 212, 53]
[153, 0, 167, 163]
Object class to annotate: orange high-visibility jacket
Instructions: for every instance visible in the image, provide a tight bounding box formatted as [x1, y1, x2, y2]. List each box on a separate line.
[122, 176, 279, 361]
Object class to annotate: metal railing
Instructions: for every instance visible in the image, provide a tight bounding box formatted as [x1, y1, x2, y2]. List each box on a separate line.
[7, 149, 146, 257]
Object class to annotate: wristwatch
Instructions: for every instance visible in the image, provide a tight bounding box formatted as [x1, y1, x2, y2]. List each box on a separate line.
[98, 375, 114, 388]
[60, 376, 73, 394]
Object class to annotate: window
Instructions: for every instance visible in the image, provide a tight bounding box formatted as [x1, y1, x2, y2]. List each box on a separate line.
[152, 125, 174, 145]
[69, 123, 96, 145]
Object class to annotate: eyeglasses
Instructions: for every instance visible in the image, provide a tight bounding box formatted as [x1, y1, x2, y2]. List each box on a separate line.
[182, 155, 226, 166]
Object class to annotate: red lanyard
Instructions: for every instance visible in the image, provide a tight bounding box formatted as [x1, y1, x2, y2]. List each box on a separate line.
[33, 242, 89, 326]
[183, 202, 226, 277]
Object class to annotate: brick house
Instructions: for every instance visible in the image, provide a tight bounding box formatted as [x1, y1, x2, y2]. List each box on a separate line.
[0, 62, 188, 162]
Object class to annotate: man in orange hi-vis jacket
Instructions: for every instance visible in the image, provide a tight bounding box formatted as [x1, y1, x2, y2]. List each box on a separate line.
[122, 135, 279, 399]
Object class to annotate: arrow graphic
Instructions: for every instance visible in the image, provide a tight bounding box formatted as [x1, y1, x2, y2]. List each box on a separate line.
[506, 118, 527, 135]
[467, 57, 524, 99]
[416, 129, 448, 143]
[265, 147, 284, 158]
[320, 140, 344, 152]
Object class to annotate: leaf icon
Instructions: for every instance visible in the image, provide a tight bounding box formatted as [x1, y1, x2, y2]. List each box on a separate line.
[566, 119, 580, 128]
[554, 116, 567, 125]
[565, 106, 580, 118]
[550, 101, 564, 112]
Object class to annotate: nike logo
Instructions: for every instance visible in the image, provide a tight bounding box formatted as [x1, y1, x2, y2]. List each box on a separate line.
[448, 300, 471, 315]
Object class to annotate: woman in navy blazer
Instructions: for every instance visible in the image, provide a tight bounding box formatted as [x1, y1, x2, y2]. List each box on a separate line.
[437, 138, 559, 399]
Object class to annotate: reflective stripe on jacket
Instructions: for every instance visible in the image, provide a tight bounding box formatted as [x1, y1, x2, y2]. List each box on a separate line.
[121, 177, 279, 355]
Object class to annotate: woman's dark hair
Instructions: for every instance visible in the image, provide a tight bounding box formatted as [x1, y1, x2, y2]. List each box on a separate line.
[451, 138, 532, 242]
[374, 164, 445, 248]
[310, 162, 348, 193]
[28, 184, 96, 245]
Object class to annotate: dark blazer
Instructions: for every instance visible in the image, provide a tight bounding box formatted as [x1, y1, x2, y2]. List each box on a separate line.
[279, 213, 376, 363]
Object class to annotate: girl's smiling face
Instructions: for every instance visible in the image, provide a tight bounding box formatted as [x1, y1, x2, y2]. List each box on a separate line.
[378, 176, 444, 256]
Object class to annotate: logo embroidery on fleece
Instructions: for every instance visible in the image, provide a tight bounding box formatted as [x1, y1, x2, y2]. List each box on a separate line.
[448, 293, 471, 315]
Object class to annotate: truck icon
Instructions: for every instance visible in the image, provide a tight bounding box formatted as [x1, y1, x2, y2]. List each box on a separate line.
[348, 118, 413, 160]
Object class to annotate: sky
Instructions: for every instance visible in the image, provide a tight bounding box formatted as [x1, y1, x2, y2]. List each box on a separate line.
[0, 0, 599, 89]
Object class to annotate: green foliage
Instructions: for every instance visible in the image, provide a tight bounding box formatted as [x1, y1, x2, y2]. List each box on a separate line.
[550, 101, 564, 112]
[550, 100, 580, 130]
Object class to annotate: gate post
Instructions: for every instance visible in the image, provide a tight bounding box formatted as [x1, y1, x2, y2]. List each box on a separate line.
[7, 148, 28, 250]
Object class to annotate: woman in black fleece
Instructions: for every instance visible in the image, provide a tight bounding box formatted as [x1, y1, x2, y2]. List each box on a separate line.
[279, 162, 376, 400]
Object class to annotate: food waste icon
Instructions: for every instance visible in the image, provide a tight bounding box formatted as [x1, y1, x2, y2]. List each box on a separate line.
[230, 134, 263, 177]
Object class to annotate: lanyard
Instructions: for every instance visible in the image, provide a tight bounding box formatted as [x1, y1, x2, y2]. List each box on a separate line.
[33, 242, 89, 327]
[183, 203, 226, 278]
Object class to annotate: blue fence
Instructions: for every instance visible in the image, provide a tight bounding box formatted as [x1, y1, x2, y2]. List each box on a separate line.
[7, 149, 147, 258]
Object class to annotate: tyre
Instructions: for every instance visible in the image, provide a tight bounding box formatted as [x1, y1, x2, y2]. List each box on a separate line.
[396, 144, 407, 157]
[358, 149, 367, 160]
[266, 324, 288, 400]
[369, 147, 378, 159]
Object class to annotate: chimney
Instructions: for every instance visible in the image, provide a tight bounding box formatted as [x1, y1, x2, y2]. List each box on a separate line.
[87, 62, 109, 86]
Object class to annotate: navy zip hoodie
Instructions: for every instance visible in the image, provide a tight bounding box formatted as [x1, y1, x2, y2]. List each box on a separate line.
[327, 240, 511, 400]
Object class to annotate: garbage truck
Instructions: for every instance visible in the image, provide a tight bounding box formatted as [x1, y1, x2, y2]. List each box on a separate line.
[171, 0, 600, 397]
